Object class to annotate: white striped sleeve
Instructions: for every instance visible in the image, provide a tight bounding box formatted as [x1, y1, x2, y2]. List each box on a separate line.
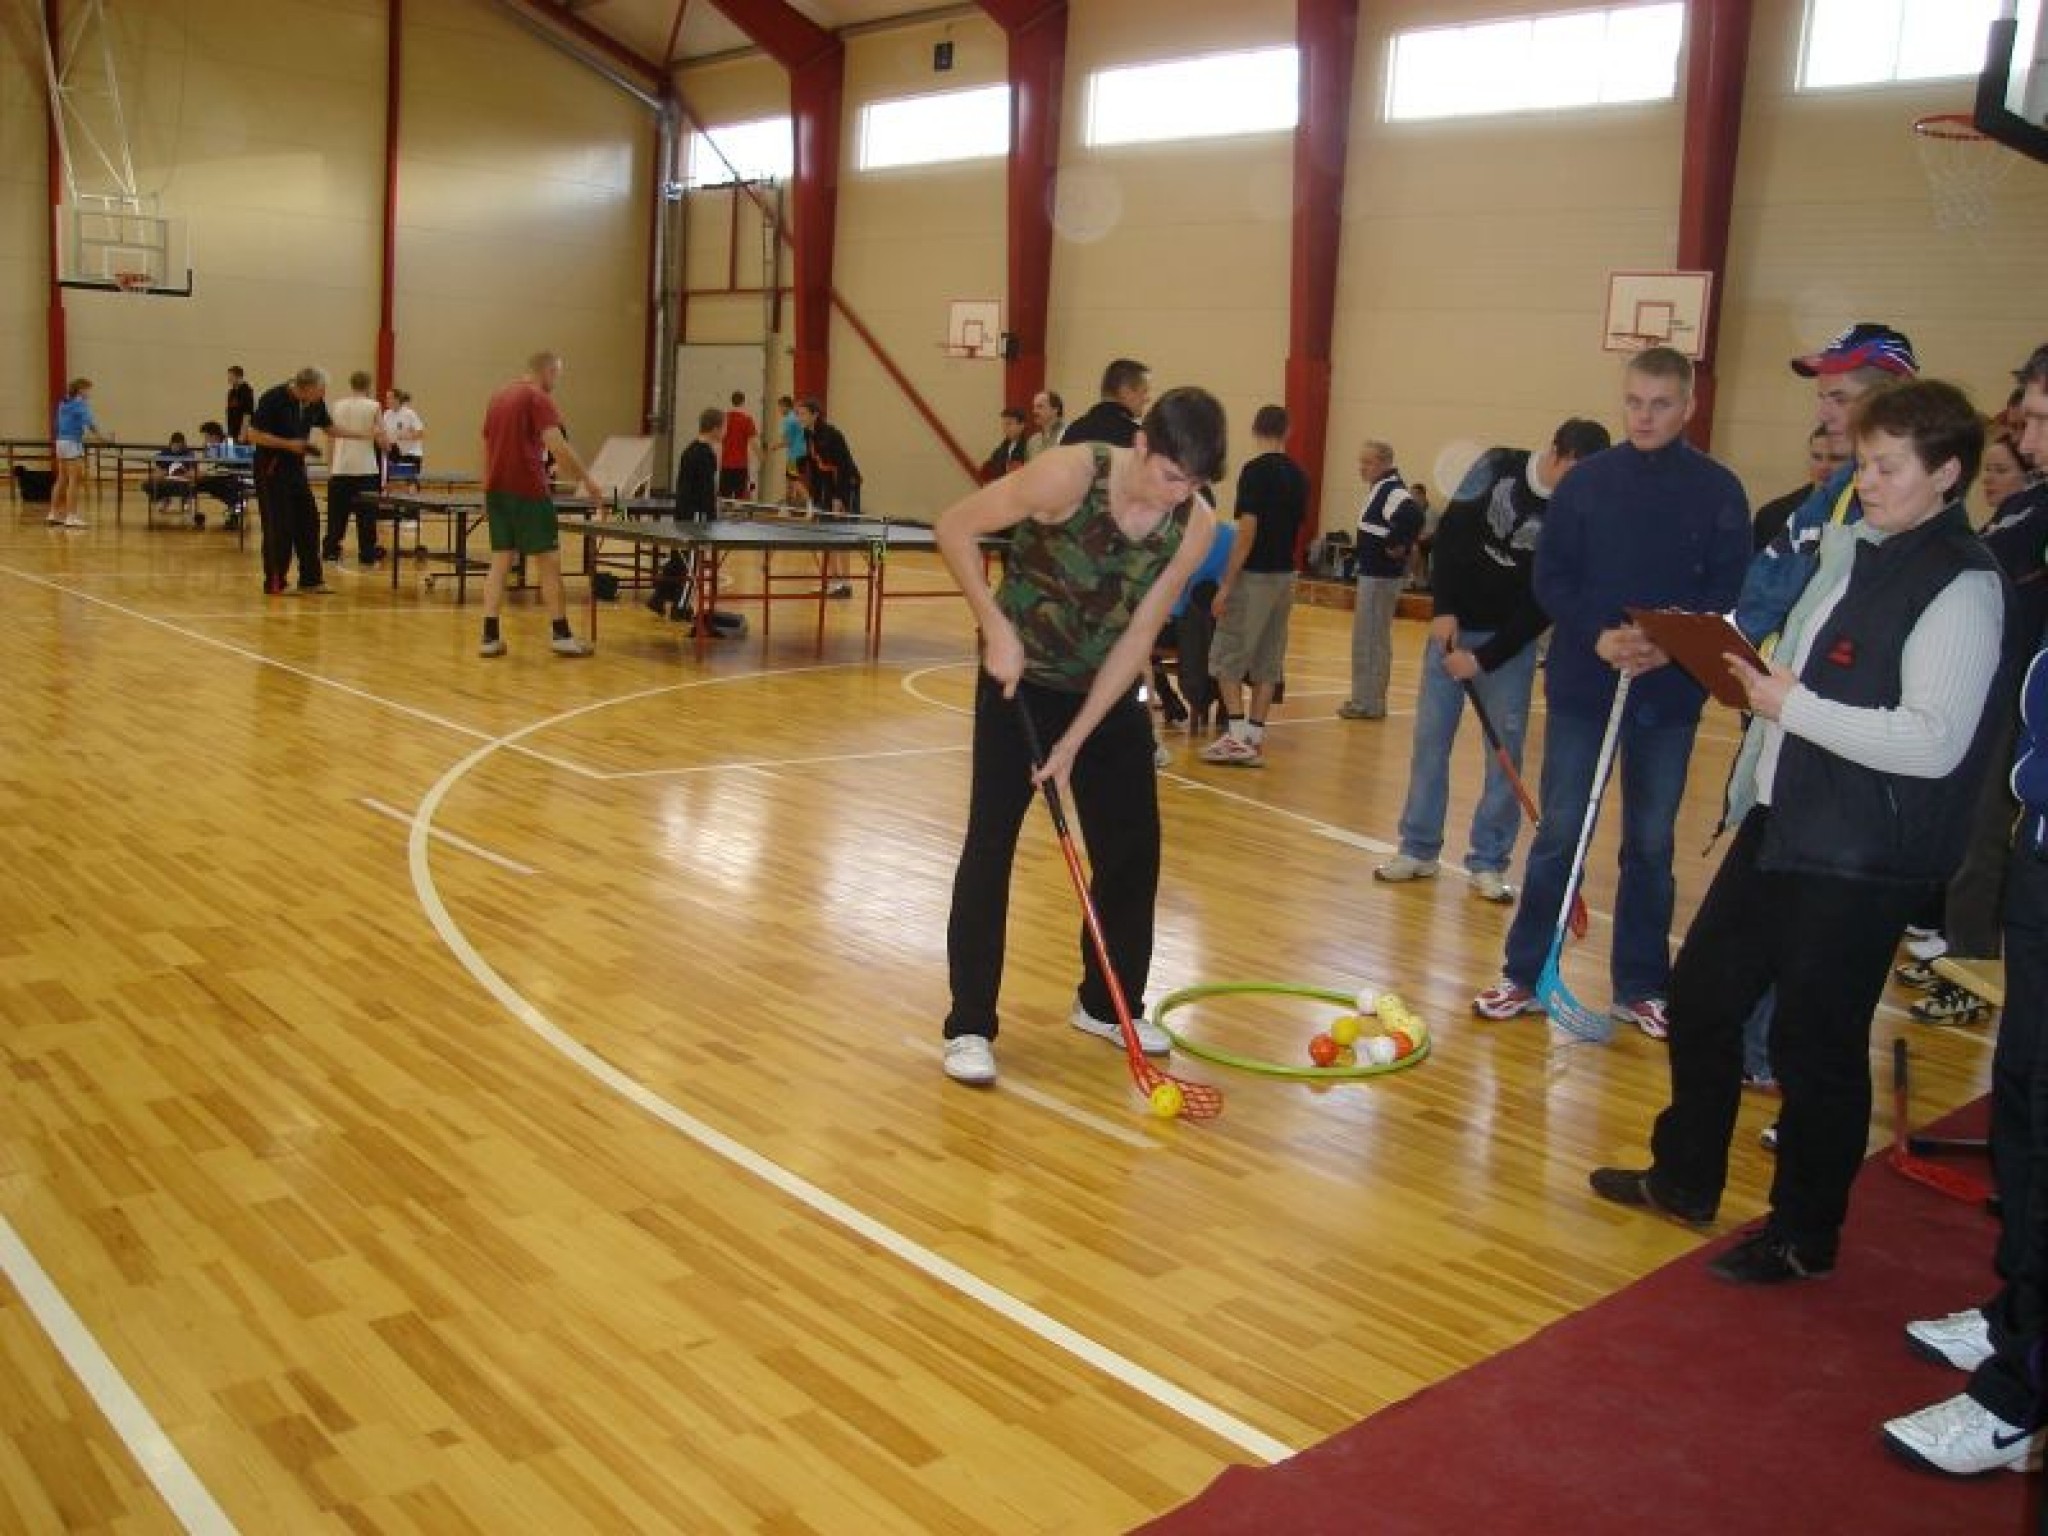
[1777, 568, 2004, 778]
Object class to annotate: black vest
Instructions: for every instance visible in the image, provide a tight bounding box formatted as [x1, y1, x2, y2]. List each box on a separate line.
[1761, 503, 2007, 884]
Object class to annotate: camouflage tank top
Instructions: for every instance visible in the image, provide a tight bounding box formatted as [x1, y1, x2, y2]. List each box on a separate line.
[996, 443, 1190, 693]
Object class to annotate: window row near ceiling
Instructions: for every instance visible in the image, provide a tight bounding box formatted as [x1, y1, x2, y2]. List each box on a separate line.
[684, 0, 2019, 186]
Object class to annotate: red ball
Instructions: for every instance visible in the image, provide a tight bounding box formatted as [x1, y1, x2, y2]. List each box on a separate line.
[1308, 1033, 1339, 1067]
[1387, 1028, 1417, 1060]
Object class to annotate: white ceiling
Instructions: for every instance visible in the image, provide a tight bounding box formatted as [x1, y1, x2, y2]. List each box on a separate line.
[555, 1, 973, 69]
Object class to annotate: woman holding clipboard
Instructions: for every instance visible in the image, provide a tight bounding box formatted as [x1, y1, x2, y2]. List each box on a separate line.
[1591, 379, 2008, 1286]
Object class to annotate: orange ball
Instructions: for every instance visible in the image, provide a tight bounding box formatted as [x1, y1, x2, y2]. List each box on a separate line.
[1387, 1028, 1417, 1060]
[1308, 1033, 1339, 1067]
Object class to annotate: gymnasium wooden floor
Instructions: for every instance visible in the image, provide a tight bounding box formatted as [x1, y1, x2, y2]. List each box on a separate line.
[0, 489, 1994, 1533]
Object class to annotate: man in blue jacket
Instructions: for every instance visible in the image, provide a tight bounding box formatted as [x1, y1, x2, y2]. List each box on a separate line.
[1474, 347, 1751, 1038]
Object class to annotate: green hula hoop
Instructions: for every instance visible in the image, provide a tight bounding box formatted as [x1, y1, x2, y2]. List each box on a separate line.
[1155, 980, 1433, 1081]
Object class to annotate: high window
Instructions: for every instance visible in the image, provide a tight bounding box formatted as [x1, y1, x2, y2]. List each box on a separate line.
[1799, 0, 2034, 90]
[858, 84, 1010, 170]
[1084, 46, 1299, 147]
[1386, 3, 1683, 123]
[685, 116, 791, 187]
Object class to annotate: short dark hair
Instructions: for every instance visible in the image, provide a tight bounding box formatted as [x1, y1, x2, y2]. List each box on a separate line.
[2016, 344, 2048, 392]
[799, 396, 823, 418]
[1626, 346, 1694, 391]
[1001, 407, 1027, 426]
[1140, 387, 1227, 484]
[1852, 378, 1984, 496]
[1101, 358, 1149, 399]
[200, 420, 225, 438]
[1251, 404, 1289, 439]
[730, 390, 746, 406]
[698, 406, 725, 433]
[1551, 417, 1612, 462]
[1040, 390, 1064, 414]
[228, 365, 244, 377]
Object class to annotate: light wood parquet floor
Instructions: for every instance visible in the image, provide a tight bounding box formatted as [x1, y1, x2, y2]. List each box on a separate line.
[0, 489, 1995, 1533]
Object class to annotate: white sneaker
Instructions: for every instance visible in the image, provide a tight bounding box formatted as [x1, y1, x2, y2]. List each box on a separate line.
[478, 637, 508, 658]
[1882, 1392, 2043, 1476]
[1374, 854, 1439, 883]
[943, 1036, 998, 1085]
[61, 514, 88, 529]
[1153, 741, 1172, 769]
[1199, 733, 1262, 766]
[551, 634, 594, 657]
[1470, 869, 1515, 903]
[1070, 1002, 1171, 1057]
[1906, 1308, 1996, 1371]
[1907, 930, 1950, 962]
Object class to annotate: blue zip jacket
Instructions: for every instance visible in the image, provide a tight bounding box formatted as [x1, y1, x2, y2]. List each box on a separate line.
[55, 396, 96, 442]
[1735, 462, 1859, 645]
[1534, 437, 1751, 727]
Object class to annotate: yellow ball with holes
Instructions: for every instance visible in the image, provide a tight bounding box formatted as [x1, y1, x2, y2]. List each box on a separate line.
[1330, 1014, 1362, 1047]
[1148, 1082, 1185, 1119]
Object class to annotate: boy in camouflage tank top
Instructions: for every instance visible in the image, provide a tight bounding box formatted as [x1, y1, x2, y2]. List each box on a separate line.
[933, 388, 1226, 1086]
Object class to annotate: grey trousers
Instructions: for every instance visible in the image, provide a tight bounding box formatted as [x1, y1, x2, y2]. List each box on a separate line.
[1348, 575, 1403, 713]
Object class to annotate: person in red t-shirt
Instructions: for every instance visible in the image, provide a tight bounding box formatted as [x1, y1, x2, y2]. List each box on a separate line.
[478, 350, 604, 659]
[719, 391, 759, 502]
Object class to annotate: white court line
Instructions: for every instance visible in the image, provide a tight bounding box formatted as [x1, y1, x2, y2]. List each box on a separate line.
[358, 798, 537, 875]
[0, 1215, 240, 1535]
[897, 1036, 1159, 1151]
[406, 692, 1293, 1467]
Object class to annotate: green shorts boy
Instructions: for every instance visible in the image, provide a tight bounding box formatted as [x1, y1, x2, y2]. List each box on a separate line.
[485, 491, 560, 555]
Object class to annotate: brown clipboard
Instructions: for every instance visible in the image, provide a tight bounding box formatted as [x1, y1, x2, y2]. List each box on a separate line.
[1625, 606, 1767, 709]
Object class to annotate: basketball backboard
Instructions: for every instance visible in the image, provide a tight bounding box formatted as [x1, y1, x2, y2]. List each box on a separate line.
[1976, 2, 2048, 163]
[56, 196, 193, 296]
[1602, 271, 1712, 360]
[944, 299, 1002, 361]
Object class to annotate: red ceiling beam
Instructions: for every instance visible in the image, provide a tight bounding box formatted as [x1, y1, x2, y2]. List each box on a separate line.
[709, 0, 843, 401]
[1287, 0, 1358, 549]
[498, 0, 667, 91]
[1675, 0, 1753, 450]
[979, 2, 1066, 408]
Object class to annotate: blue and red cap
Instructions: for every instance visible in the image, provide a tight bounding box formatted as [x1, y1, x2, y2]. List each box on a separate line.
[1790, 323, 1920, 379]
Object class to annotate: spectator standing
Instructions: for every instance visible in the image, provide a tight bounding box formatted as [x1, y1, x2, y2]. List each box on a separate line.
[1338, 440, 1421, 720]
[1750, 427, 1846, 553]
[1025, 390, 1066, 460]
[321, 371, 385, 566]
[225, 365, 255, 442]
[1375, 419, 1612, 901]
[1473, 347, 1751, 1037]
[776, 395, 808, 506]
[477, 351, 602, 659]
[719, 391, 759, 501]
[1200, 405, 1309, 768]
[49, 378, 102, 530]
[981, 407, 1031, 484]
[246, 367, 334, 595]
[381, 388, 424, 473]
[1064, 360, 1151, 449]
[675, 407, 722, 522]
[798, 399, 862, 517]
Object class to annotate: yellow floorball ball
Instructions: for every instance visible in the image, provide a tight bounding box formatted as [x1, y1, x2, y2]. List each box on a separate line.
[1148, 1082, 1185, 1118]
[1330, 1014, 1362, 1047]
[1335, 1044, 1357, 1067]
[1378, 992, 1405, 1017]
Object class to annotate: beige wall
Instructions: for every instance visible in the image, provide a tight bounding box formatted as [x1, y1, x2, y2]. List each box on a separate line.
[13, 0, 2048, 508]
[1, 0, 650, 472]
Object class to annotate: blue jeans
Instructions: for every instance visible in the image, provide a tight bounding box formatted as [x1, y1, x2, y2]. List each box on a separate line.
[1396, 631, 1538, 873]
[1502, 702, 1698, 1006]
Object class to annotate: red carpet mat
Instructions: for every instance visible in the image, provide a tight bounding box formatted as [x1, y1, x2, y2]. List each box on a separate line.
[1143, 1104, 2034, 1536]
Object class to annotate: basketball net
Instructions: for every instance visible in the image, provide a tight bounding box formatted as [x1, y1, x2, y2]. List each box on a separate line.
[1913, 113, 2017, 234]
[112, 271, 151, 295]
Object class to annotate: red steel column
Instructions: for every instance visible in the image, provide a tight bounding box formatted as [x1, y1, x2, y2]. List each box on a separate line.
[1287, 0, 1358, 550]
[712, 1, 844, 402]
[45, 0, 67, 425]
[982, 1, 1066, 407]
[1676, 0, 1753, 448]
[376, 0, 403, 393]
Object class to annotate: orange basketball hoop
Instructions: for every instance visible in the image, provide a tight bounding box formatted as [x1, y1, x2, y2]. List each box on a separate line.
[1912, 113, 2016, 233]
[111, 270, 152, 295]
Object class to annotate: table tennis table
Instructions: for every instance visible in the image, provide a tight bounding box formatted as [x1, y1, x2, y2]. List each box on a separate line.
[369, 484, 566, 601]
[559, 507, 948, 658]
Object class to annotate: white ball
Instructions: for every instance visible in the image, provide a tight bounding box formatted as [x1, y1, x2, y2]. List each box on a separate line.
[1364, 1036, 1398, 1066]
[1356, 987, 1380, 1017]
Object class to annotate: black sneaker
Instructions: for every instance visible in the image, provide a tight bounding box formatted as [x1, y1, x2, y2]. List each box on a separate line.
[1893, 959, 1941, 989]
[1708, 1229, 1834, 1284]
[1589, 1167, 1717, 1228]
[1909, 981, 1992, 1025]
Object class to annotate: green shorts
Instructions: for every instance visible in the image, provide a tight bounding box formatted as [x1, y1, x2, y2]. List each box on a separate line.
[485, 491, 560, 556]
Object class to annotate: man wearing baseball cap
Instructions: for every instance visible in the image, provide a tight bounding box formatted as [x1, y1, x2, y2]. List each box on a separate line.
[1735, 322, 1920, 645]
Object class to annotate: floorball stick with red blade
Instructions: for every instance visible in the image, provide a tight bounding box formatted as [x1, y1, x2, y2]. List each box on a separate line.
[1461, 676, 1587, 937]
[1015, 700, 1222, 1120]
[1890, 1038, 1994, 1205]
